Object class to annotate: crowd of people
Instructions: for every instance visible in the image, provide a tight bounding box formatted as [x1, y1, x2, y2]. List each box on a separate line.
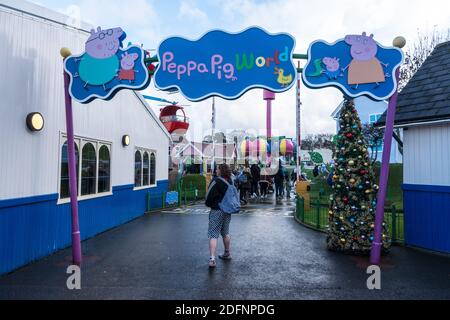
[231, 161, 298, 203]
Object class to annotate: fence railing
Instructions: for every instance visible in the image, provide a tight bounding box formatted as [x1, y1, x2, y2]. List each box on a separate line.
[295, 196, 404, 245]
[147, 186, 204, 212]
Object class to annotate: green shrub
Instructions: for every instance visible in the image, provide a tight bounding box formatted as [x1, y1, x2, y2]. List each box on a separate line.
[181, 174, 206, 199]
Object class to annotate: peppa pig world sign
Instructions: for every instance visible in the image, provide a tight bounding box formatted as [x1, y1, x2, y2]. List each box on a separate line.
[302, 32, 404, 101]
[154, 27, 296, 102]
[65, 27, 150, 103]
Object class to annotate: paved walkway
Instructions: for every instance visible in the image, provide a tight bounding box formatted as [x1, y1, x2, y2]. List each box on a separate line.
[1, 197, 449, 300]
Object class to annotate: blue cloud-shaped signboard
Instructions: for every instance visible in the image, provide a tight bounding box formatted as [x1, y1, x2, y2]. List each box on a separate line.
[64, 27, 150, 103]
[302, 33, 404, 101]
[154, 27, 296, 102]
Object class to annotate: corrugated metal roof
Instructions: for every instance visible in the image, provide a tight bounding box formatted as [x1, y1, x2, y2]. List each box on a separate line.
[378, 40, 450, 127]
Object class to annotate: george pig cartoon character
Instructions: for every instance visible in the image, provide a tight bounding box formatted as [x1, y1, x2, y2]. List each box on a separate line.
[322, 57, 342, 79]
[343, 32, 388, 88]
[77, 27, 124, 89]
[118, 52, 139, 83]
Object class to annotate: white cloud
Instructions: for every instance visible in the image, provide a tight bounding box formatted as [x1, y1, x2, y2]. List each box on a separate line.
[177, 1, 210, 28]
[60, 0, 162, 48]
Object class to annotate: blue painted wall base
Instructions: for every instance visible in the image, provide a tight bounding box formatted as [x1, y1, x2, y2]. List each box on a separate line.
[403, 184, 450, 254]
[0, 181, 168, 275]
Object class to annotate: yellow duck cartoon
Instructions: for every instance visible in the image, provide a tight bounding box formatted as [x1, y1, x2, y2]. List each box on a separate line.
[274, 67, 293, 87]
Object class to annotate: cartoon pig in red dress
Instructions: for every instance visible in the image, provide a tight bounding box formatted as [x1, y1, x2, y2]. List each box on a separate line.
[118, 52, 139, 83]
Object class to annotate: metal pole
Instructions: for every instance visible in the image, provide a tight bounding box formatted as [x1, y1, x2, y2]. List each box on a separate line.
[370, 68, 400, 265]
[62, 49, 82, 266]
[267, 98, 272, 141]
[296, 61, 302, 181]
[211, 97, 216, 174]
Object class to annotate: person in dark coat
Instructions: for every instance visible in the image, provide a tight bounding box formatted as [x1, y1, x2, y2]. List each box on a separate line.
[205, 164, 236, 268]
[250, 164, 261, 198]
[239, 167, 252, 203]
[274, 161, 285, 199]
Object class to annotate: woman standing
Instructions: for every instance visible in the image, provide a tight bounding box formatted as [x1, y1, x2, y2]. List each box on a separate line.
[205, 164, 235, 268]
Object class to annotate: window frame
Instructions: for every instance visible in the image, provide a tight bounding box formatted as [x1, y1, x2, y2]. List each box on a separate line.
[97, 144, 112, 194]
[58, 133, 112, 205]
[134, 147, 157, 190]
[368, 113, 383, 153]
[134, 149, 143, 188]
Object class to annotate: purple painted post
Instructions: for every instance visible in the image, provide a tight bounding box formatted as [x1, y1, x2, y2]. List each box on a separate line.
[62, 49, 82, 266]
[370, 68, 400, 265]
[296, 61, 302, 180]
[263, 90, 275, 142]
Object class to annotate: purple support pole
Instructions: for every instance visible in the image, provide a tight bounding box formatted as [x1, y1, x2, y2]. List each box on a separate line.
[296, 61, 302, 180]
[266, 99, 272, 140]
[63, 64, 82, 266]
[263, 90, 275, 145]
[370, 68, 400, 265]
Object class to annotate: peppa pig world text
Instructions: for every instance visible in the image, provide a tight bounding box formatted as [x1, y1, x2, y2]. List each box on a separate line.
[154, 27, 296, 102]
[160, 47, 291, 83]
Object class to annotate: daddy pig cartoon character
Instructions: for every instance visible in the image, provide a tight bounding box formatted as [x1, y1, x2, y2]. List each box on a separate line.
[118, 52, 139, 83]
[343, 32, 388, 88]
[77, 27, 124, 89]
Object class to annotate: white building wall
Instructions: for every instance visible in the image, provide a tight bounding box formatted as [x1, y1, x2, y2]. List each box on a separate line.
[403, 122, 450, 186]
[0, 1, 170, 200]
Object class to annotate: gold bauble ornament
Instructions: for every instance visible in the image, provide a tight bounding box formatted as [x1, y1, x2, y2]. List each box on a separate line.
[393, 36, 406, 48]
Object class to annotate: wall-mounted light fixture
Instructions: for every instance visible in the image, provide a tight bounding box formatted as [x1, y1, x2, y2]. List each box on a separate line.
[26, 112, 44, 132]
[122, 135, 130, 147]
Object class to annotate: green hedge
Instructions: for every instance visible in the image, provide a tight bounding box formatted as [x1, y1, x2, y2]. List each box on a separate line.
[181, 174, 206, 199]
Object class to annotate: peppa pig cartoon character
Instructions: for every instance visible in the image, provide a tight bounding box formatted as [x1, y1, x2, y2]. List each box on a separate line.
[77, 27, 125, 89]
[343, 32, 389, 88]
[118, 52, 139, 83]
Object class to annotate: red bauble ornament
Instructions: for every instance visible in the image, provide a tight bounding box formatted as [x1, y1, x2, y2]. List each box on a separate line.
[360, 169, 366, 175]
[343, 196, 349, 204]
[346, 133, 353, 139]
[148, 63, 156, 73]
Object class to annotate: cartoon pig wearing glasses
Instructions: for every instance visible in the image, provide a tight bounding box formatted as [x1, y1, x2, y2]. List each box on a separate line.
[77, 27, 125, 89]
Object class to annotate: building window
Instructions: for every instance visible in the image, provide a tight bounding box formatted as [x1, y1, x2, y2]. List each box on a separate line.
[81, 142, 97, 196]
[134, 148, 156, 188]
[59, 136, 112, 201]
[150, 152, 156, 185]
[60, 142, 79, 199]
[98, 145, 111, 193]
[369, 114, 383, 152]
[135, 151, 142, 187]
[369, 114, 382, 124]
[143, 152, 150, 186]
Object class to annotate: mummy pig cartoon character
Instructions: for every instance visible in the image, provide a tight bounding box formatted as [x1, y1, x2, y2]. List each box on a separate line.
[77, 27, 124, 89]
[343, 32, 389, 88]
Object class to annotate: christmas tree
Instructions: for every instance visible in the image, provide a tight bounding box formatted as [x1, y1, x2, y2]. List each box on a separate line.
[327, 99, 390, 255]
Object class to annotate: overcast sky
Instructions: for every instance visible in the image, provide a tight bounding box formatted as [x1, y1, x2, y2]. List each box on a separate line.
[36, 0, 450, 141]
